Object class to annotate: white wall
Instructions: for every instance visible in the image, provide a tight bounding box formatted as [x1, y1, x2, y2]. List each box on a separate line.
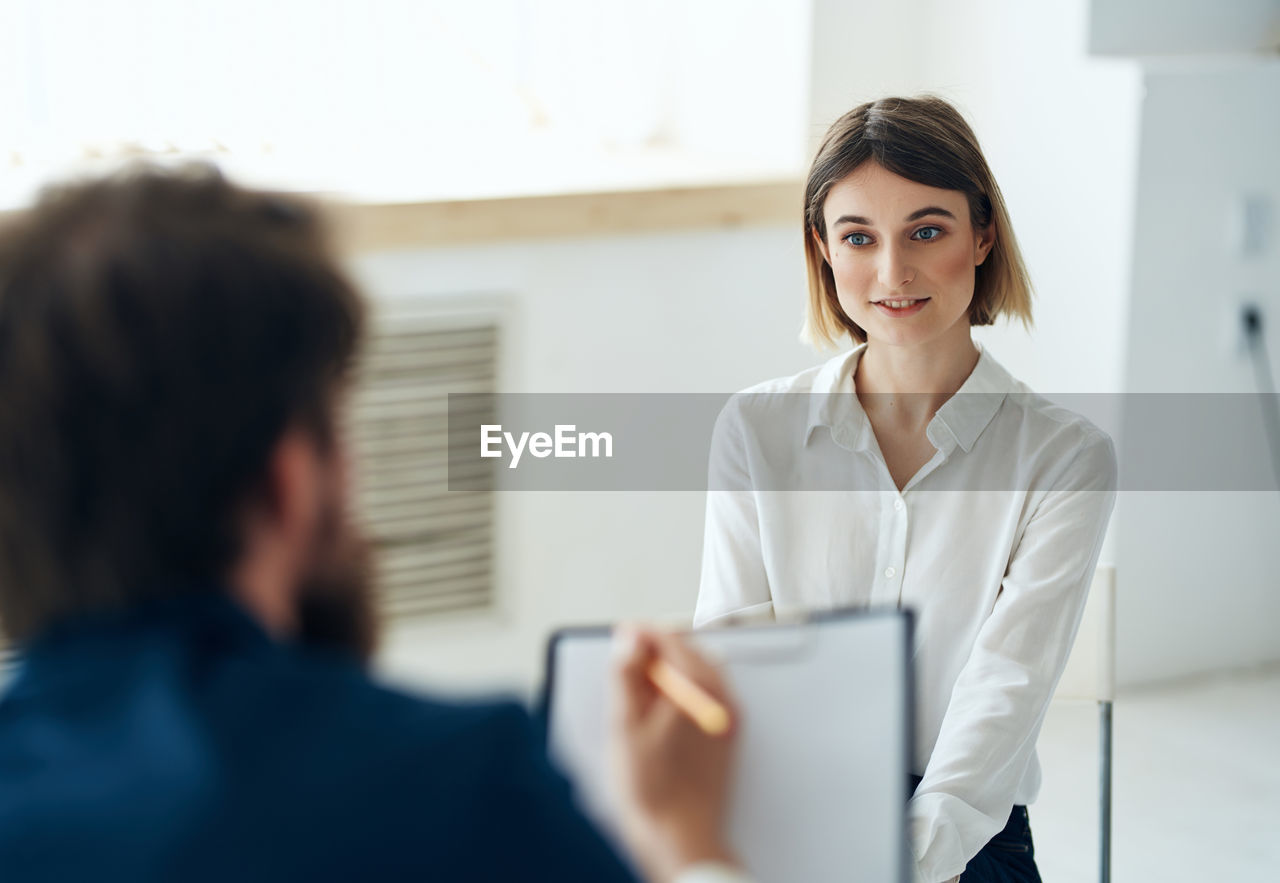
[1116, 60, 1280, 683]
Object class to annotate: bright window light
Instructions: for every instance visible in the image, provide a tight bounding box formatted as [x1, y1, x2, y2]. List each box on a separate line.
[0, 0, 811, 207]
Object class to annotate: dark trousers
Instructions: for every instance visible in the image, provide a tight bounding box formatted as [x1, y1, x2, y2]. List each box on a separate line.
[909, 777, 1042, 883]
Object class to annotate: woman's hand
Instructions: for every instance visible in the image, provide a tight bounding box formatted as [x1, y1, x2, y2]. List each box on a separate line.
[609, 626, 742, 883]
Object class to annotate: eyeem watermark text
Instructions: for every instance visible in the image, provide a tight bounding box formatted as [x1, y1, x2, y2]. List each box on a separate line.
[480, 424, 614, 468]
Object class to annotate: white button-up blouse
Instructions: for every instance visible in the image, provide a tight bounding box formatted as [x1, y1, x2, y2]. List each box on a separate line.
[694, 342, 1117, 883]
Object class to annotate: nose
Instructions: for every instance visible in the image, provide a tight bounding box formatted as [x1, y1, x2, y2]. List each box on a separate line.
[877, 243, 915, 291]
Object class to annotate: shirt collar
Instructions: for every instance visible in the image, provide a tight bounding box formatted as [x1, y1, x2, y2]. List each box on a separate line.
[932, 342, 1015, 452]
[804, 345, 868, 449]
[804, 341, 1013, 454]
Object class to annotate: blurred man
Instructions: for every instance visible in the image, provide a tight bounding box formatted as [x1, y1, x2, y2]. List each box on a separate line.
[0, 166, 746, 882]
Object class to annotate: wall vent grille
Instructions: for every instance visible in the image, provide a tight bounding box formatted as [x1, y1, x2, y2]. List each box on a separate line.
[348, 316, 498, 618]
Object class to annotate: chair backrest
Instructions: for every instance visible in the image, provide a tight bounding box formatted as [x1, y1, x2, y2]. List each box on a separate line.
[1054, 565, 1116, 703]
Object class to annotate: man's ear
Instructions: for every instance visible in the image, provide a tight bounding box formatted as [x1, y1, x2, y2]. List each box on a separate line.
[232, 426, 325, 619]
[260, 428, 324, 551]
[811, 226, 831, 265]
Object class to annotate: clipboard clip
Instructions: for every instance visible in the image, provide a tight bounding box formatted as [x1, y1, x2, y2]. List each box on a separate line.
[691, 603, 879, 665]
[691, 620, 821, 665]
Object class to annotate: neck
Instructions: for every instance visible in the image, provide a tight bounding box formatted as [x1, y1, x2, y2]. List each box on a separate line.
[854, 330, 980, 426]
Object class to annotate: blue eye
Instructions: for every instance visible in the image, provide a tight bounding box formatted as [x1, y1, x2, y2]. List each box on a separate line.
[844, 232, 872, 247]
[912, 226, 943, 241]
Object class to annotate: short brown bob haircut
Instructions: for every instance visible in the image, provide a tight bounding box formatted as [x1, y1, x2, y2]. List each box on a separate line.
[802, 95, 1034, 347]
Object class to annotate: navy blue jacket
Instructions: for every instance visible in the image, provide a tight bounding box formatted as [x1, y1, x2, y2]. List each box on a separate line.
[0, 593, 637, 882]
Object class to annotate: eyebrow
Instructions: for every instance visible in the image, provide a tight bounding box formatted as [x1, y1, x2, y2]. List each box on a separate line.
[833, 206, 957, 226]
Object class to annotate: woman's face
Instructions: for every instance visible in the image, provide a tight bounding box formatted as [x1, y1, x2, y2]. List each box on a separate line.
[817, 162, 994, 350]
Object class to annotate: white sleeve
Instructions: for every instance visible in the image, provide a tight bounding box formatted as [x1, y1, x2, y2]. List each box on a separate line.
[673, 862, 756, 883]
[908, 432, 1118, 882]
[693, 401, 774, 628]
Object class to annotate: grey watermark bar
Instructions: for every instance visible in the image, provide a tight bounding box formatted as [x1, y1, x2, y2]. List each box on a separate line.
[446, 393, 1280, 492]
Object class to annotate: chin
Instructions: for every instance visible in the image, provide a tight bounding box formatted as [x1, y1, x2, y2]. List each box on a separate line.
[859, 319, 933, 347]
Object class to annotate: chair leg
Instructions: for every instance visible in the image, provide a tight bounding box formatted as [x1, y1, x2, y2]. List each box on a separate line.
[1100, 700, 1113, 883]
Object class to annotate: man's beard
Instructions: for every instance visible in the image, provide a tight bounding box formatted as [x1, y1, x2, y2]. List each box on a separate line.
[294, 499, 380, 665]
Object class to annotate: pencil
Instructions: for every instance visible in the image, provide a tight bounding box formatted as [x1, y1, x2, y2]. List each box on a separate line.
[648, 658, 731, 736]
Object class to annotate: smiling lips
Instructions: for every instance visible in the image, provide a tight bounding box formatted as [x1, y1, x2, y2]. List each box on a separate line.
[873, 297, 930, 315]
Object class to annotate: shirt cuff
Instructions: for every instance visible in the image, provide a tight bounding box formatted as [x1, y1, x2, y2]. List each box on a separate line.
[673, 861, 755, 883]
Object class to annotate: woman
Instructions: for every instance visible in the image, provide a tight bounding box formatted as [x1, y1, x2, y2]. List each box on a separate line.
[694, 96, 1117, 883]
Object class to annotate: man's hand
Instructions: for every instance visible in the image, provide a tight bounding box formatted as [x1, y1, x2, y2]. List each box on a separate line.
[609, 626, 741, 883]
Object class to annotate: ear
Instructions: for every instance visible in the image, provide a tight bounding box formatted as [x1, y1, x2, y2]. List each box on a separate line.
[265, 429, 324, 549]
[232, 426, 326, 628]
[811, 226, 831, 265]
[974, 224, 996, 267]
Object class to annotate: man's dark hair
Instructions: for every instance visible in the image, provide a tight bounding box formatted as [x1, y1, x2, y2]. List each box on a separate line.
[0, 164, 365, 643]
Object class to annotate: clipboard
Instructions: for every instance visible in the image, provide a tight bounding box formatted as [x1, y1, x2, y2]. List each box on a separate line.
[543, 608, 914, 883]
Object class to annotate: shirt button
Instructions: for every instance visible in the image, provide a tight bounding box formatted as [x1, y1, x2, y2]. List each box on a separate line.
[884, 566, 896, 579]
[894, 499, 904, 511]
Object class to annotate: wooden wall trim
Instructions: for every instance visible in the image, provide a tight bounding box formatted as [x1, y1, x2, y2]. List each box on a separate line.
[331, 179, 803, 253]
